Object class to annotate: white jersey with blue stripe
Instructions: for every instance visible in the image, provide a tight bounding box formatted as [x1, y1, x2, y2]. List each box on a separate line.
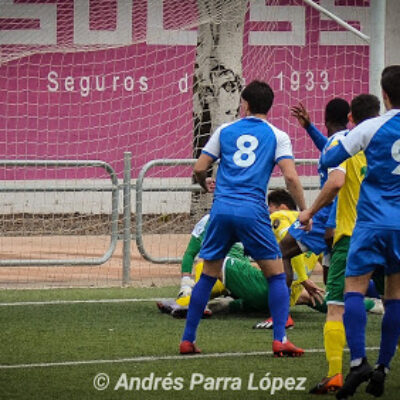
[202, 116, 293, 203]
[333, 109, 400, 229]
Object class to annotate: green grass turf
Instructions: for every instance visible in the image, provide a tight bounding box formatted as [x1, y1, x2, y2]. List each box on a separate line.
[0, 287, 399, 399]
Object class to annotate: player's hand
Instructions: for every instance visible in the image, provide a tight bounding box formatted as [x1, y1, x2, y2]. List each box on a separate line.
[290, 102, 311, 129]
[298, 210, 313, 231]
[205, 177, 216, 193]
[298, 209, 312, 226]
[301, 279, 325, 306]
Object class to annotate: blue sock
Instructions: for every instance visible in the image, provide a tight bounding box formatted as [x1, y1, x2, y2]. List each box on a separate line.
[377, 299, 400, 368]
[366, 280, 380, 299]
[267, 273, 289, 342]
[343, 292, 367, 361]
[182, 273, 216, 343]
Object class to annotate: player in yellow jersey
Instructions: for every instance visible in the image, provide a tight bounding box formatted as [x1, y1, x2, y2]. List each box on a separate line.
[298, 94, 382, 394]
[253, 189, 324, 329]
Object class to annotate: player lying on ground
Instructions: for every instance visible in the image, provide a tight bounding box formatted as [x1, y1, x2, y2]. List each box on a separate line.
[158, 251, 326, 319]
[180, 80, 310, 357]
[298, 94, 383, 395]
[175, 189, 325, 323]
[320, 66, 400, 399]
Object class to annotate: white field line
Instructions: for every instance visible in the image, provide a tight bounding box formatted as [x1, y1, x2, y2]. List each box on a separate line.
[0, 348, 380, 370]
[0, 298, 169, 306]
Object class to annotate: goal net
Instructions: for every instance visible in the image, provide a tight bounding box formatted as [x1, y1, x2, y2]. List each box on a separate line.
[0, 0, 370, 288]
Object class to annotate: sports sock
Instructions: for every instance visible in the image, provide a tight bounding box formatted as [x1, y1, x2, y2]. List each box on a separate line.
[324, 320, 346, 377]
[267, 273, 289, 342]
[182, 273, 216, 343]
[377, 299, 400, 368]
[343, 292, 367, 362]
[366, 280, 380, 299]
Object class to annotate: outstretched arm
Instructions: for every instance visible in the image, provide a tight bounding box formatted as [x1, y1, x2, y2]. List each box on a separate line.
[320, 140, 351, 169]
[291, 103, 327, 151]
[298, 169, 345, 226]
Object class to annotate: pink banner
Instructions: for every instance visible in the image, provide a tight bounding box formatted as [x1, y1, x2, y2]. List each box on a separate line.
[0, 0, 369, 179]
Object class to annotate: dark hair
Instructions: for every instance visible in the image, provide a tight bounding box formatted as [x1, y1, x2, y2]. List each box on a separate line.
[267, 189, 297, 211]
[350, 94, 380, 125]
[381, 65, 400, 107]
[325, 98, 350, 126]
[241, 80, 274, 114]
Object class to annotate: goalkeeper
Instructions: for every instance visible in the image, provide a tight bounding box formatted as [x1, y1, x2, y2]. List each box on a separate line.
[161, 189, 325, 318]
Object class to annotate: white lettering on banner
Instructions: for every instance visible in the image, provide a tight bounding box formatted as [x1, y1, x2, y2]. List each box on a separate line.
[275, 70, 330, 92]
[73, 0, 132, 45]
[0, 0, 369, 46]
[47, 71, 149, 97]
[0, 0, 56, 45]
[249, 0, 305, 46]
[319, 0, 369, 46]
[146, 0, 197, 46]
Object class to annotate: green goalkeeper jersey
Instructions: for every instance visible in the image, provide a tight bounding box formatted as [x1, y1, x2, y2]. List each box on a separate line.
[223, 256, 269, 313]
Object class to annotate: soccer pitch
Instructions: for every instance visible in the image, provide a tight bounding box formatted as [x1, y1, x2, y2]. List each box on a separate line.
[0, 286, 398, 400]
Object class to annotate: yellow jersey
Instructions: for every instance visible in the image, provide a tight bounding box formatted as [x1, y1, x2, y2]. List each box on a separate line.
[333, 151, 367, 245]
[270, 210, 320, 306]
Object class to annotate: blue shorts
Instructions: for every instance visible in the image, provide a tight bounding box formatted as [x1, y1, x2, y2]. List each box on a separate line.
[346, 225, 400, 277]
[288, 204, 331, 255]
[199, 199, 281, 261]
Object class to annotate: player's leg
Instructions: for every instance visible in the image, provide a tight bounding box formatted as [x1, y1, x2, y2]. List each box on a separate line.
[180, 258, 222, 354]
[336, 226, 388, 399]
[310, 236, 348, 394]
[180, 209, 234, 354]
[256, 258, 304, 357]
[367, 264, 400, 397]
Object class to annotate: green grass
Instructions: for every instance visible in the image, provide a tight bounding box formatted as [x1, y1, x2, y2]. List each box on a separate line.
[0, 287, 399, 399]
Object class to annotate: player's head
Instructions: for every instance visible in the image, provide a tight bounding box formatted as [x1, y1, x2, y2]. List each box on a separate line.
[324, 98, 350, 135]
[349, 94, 380, 125]
[267, 189, 297, 213]
[241, 80, 274, 115]
[381, 65, 400, 109]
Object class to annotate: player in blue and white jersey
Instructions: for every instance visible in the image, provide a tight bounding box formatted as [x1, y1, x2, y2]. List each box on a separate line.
[321, 66, 400, 399]
[280, 99, 350, 290]
[180, 80, 309, 357]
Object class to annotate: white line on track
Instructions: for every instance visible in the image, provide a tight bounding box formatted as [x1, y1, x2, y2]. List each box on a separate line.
[0, 348, 380, 370]
[0, 298, 169, 306]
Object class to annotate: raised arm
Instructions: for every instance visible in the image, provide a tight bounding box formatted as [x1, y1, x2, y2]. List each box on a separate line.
[291, 103, 327, 152]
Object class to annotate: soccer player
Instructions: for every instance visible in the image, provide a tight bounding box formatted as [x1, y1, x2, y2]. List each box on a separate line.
[158, 249, 324, 318]
[180, 80, 308, 356]
[320, 66, 400, 399]
[297, 94, 381, 395]
[255, 188, 325, 329]
[280, 99, 350, 295]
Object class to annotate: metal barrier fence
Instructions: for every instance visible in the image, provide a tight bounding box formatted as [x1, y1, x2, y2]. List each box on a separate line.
[0, 156, 319, 285]
[135, 158, 319, 265]
[0, 159, 119, 267]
